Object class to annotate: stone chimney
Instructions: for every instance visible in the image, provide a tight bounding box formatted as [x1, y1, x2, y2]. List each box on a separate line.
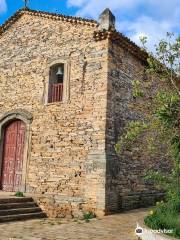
[98, 8, 116, 31]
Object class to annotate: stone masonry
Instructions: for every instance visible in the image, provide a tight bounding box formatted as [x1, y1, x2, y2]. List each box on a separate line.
[0, 8, 171, 217]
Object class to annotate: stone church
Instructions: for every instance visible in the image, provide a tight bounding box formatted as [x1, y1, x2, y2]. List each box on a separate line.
[0, 7, 170, 218]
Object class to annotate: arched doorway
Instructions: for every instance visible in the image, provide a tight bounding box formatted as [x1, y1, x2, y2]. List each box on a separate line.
[1, 120, 26, 192]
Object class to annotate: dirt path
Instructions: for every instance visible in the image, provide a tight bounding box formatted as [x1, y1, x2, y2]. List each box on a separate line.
[0, 208, 148, 240]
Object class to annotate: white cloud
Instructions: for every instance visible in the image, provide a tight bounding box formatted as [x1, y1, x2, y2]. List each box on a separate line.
[67, 0, 180, 19]
[147, 0, 180, 19]
[67, 0, 180, 50]
[0, 0, 7, 14]
[117, 16, 176, 50]
[68, 0, 144, 18]
[67, 0, 88, 8]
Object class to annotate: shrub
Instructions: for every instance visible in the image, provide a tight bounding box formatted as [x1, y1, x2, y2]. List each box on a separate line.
[83, 212, 95, 222]
[14, 191, 24, 197]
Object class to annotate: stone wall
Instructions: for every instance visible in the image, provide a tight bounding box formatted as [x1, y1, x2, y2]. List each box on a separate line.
[105, 39, 171, 213]
[0, 13, 108, 217]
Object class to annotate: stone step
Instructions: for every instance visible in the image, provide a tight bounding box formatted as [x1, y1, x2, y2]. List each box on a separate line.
[0, 196, 46, 222]
[0, 212, 46, 223]
[0, 207, 42, 216]
[0, 197, 33, 204]
[0, 202, 38, 210]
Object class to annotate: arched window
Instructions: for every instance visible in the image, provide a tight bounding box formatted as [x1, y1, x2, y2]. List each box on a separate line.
[48, 64, 64, 103]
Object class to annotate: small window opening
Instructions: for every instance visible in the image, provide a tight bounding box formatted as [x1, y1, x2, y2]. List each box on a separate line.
[48, 64, 64, 103]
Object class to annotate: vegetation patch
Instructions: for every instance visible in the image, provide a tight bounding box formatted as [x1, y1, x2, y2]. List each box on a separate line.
[83, 212, 96, 222]
[14, 191, 24, 197]
[145, 199, 180, 238]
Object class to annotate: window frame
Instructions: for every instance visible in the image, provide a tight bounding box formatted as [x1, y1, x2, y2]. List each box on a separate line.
[44, 59, 70, 105]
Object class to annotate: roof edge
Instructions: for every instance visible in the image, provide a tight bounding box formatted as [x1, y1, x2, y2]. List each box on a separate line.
[0, 7, 98, 36]
[94, 29, 148, 64]
[23, 8, 97, 25]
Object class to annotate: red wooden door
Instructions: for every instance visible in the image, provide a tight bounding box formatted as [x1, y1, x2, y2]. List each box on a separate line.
[1, 120, 25, 191]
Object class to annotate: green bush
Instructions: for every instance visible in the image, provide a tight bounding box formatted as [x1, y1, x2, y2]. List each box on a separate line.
[144, 198, 180, 238]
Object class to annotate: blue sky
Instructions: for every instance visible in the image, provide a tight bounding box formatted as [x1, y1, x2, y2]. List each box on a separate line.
[0, 0, 180, 50]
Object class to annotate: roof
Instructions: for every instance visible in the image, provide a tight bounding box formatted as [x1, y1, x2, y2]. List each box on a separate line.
[0, 7, 97, 36]
[94, 29, 148, 63]
[0, 7, 147, 63]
